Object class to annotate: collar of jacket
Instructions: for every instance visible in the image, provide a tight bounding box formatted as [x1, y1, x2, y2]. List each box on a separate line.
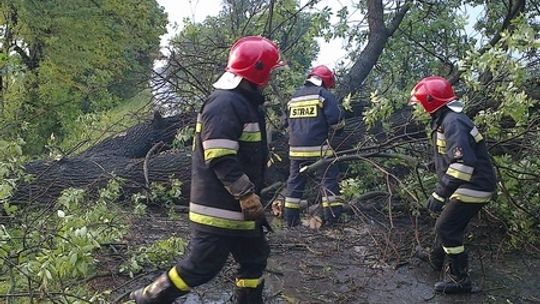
[304, 81, 321, 89]
[306, 76, 323, 87]
[430, 106, 451, 131]
[233, 82, 265, 106]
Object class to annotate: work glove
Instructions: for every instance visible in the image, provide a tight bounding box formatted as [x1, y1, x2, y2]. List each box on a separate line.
[425, 193, 445, 214]
[271, 199, 284, 217]
[283, 207, 300, 227]
[239, 193, 264, 221]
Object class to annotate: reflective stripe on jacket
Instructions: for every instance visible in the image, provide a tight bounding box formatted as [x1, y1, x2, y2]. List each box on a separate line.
[190, 87, 267, 236]
[431, 108, 497, 203]
[287, 82, 344, 159]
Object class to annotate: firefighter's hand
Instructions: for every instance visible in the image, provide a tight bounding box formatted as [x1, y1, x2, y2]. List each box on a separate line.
[425, 195, 445, 214]
[239, 193, 264, 221]
[271, 199, 284, 218]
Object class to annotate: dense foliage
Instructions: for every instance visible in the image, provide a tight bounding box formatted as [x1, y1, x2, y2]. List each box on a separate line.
[154, 0, 329, 116]
[356, 2, 540, 246]
[0, 0, 167, 154]
[159, 0, 540, 246]
[0, 141, 186, 301]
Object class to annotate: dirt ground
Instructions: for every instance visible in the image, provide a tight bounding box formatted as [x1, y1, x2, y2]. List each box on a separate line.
[106, 201, 540, 304]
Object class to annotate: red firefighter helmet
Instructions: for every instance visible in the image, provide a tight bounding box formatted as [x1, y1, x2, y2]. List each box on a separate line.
[308, 65, 335, 89]
[226, 36, 282, 87]
[409, 76, 457, 114]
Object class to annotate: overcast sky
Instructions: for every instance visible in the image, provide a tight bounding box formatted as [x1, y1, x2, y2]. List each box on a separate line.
[156, 0, 355, 69]
[155, 1, 482, 69]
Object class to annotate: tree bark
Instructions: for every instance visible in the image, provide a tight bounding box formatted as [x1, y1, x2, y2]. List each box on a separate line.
[11, 112, 195, 204]
[336, 0, 411, 100]
[11, 113, 380, 204]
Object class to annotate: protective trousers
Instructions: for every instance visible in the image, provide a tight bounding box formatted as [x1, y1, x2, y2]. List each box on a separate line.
[131, 229, 269, 304]
[284, 158, 342, 226]
[176, 228, 269, 284]
[434, 199, 485, 293]
[435, 199, 485, 255]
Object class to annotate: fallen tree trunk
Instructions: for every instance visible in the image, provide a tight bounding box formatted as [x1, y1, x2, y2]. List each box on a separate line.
[13, 151, 193, 204]
[12, 112, 195, 204]
[80, 111, 195, 158]
[15, 106, 525, 205]
[9, 108, 426, 204]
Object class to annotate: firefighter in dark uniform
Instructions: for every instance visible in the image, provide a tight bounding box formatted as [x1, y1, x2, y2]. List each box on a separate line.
[277, 65, 345, 227]
[410, 76, 497, 294]
[130, 36, 283, 304]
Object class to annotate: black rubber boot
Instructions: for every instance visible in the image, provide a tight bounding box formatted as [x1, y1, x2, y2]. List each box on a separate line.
[234, 280, 264, 304]
[323, 206, 343, 225]
[416, 245, 445, 272]
[429, 245, 445, 272]
[130, 273, 187, 304]
[284, 207, 301, 227]
[434, 252, 472, 294]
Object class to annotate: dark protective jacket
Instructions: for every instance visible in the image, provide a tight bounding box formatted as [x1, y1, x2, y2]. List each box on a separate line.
[190, 85, 267, 237]
[430, 107, 497, 203]
[287, 82, 344, 159]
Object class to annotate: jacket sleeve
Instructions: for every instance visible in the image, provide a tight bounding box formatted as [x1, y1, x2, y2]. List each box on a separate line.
[435, 119, 478, 199]
[321, 89, 345, 130]
[200, 97, 254, 199]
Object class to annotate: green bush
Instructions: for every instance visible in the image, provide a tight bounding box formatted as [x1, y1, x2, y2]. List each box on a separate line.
[0, 179, 128, 299]
[120, 236, 187, 277]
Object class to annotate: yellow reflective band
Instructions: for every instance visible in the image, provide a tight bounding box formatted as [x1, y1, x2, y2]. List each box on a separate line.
[450, 188, 492, 203]
[322, 202, 344, 208]
[285, 197, 301, 203]
[285, 197, 301, 209]
[243, 122, 260, 132]
[436, 131, 445, 139]
[436, 139, 446, 147]
[443, 245, 465, 254]
[236, 277, 262, 288]
[450, 163, 474, 173]
[436, 134, 446, 154]
[288, 99, 323, 108]
[168, 267, 191, 291]
[450, 193, 492, 203]
[189, 211, 256, 230]
[239, 132, 262, 142]
[321, 195, 342, 202]
[195, 122, 202, 132]
[473, 133, 483, 142]
[190, 202, 244, 220]
[284, 202, 301, 209]
[431, 192, 445, 202]
[446, 167, 473, 181]
[470, 127, 484, 143]
[290, 94, 322, 103]
[289, 149, 333, 158]
[203, 139, 239, 150]
[204, 148, 237, 161]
